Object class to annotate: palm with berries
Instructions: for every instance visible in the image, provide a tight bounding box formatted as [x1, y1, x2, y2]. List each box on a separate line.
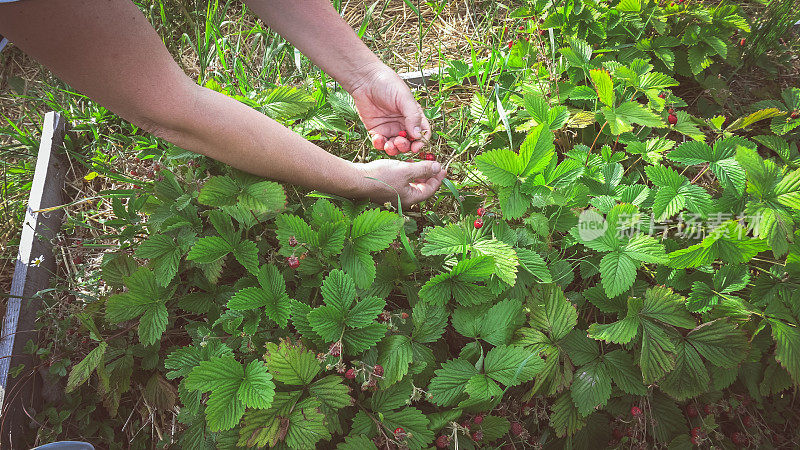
[349, 64, 432, 156]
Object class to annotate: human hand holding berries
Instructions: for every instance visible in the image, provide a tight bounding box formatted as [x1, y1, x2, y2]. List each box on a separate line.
[348, 63, 432, 156]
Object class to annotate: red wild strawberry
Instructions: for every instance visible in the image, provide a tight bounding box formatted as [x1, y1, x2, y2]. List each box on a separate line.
[631, 405, 643, 416]
[791, 111, 799, 119]
[511, 421, 525, 436]
[739, 38, 746, 46]
[473, 414, 484, 425]
[400, 312, 409, 319]
[659, 92, 666, 99]
[691, 427, 702, 438]
[286, 256, 300, 269]
[477, 207, 486, 216]
[424, 153, 436, 161]
[742, 415, 753, 428]
[394, 427, 406, 439]
[518, 25, 525, 30]
[131, 169, 139, 176]
[373, 364, 384, 377]
[288, 236, 299, 247]
[539, 29, 547, 36]
[731, 431, 746, 445]
[668, 114, 678, 125]
[435, 435, 450, 448]
[461, 420, 471, 430]
[508, 40, 514, 49]
[474, 218, 484, 229]
[344, 368, 356, 379]
[686, 404, 698, 418]
[703, 404, 712, 415]
[398, 130, 407, 138]
[472, 430, 483, 442]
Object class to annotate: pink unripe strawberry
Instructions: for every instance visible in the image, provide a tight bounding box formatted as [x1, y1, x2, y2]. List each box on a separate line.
[631, 405, 642, 416]
[473, 414, 484, 425]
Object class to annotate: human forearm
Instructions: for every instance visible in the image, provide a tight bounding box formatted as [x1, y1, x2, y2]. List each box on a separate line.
[244, 0, 384, 92]
[167, 85, 366, 198]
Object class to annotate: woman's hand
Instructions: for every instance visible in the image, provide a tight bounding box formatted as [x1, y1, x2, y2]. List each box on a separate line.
[349, 63, 432, 156]
[353, 159, 446, 206]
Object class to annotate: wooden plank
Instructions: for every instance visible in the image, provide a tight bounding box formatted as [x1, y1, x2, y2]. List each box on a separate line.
[398, 66, 445, 88]
[0, 112, 68, 447]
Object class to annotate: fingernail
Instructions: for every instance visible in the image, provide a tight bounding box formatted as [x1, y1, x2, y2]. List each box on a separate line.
[414, 126, 421, 137]
[431, 162, 441, 172]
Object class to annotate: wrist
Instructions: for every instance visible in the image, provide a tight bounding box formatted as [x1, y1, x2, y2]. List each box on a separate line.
[340, 60, 386, 96]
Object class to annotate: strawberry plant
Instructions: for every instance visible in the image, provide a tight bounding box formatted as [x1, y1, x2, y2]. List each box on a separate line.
[15, 0, 799, 448]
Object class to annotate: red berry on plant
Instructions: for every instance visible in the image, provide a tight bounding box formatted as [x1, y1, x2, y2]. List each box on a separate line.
[631, 405, 643, 416]
[474, 218, 484, 229]
[703, 404, 712, 415]
[659, 92, 666, 99]
[511, 421, 525, 436]
[668, 114, 678, 125]
[477, 207, 486, 216]
[668, 108, 675, 113]
[344, 368, 356, 379]
[691, 427, 702, 437]
[398, 130, 407, 138]
[742, 415, 752, 427]
[435, 435, 450, 448]
[518, 25, 525, 30]
[791, 111, 799, 119]
[394, 427, 406, 438]
[373, 364, 384, 376]
[539, 29, 547, 36]
[473, 414, 484, 425]
[739, 38, 746, 46]
[472, 430, 483, 442]
[461, 420, 471, 430]
[329, 341, 342, 357]
[690, 435, 699, 445]
[288, 236, 299, 247]
[731, 431, 746, 445]
[287, 256, 300, 269]
[424, 153, 436, 161]
[508, 41, 514, 49]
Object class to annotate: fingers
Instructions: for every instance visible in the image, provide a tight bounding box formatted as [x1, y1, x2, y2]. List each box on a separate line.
[375, 133, 412, 155]
[404, 165, 447, 205]
[371, 134, 386, 151]
[405, 160, 443, 181]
